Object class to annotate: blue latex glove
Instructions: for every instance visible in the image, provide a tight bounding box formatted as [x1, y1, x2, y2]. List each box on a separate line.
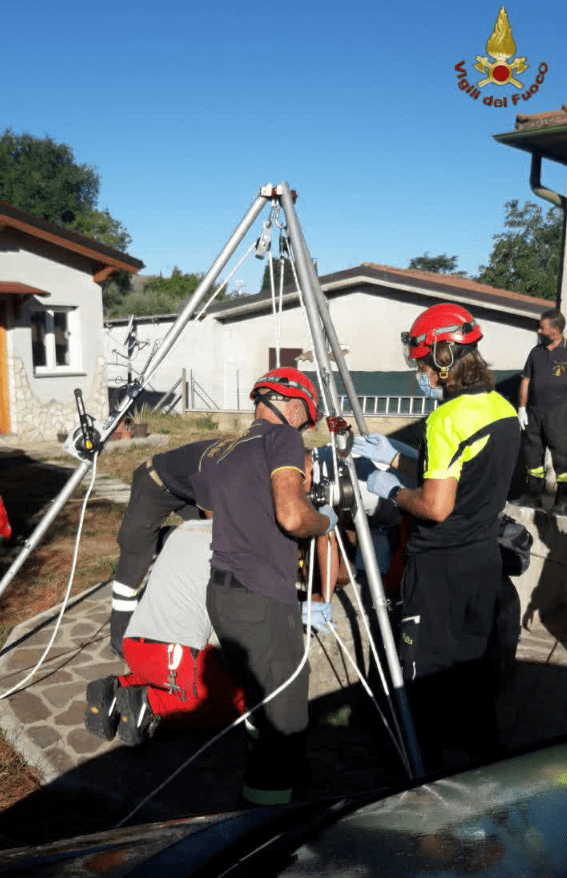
[366, 469, 402, 499]
[319, 503, 338, 534]
[353, 434, 418, 465]
[302, 600, 333, 633]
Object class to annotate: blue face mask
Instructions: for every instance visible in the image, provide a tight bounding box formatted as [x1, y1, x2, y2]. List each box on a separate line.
[417, 371, 443, 399]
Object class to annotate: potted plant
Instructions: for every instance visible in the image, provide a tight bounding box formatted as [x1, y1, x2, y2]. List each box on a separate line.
[131, 405, 149, 439]
[111, 415, 134, 441]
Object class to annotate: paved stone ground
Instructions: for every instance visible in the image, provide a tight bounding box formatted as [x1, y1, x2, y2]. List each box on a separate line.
[0, 439, 567, 847]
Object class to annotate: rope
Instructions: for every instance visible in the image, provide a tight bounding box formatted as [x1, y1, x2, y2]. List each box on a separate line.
[333, 526, 410, 773]
[0, 452, 100, 701]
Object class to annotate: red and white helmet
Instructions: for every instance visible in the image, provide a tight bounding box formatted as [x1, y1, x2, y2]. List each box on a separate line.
[401, 303, 482, 369]
[251, 367, 319, 426]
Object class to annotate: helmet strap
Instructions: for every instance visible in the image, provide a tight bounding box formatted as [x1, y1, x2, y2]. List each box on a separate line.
[253, 390, 291, 427]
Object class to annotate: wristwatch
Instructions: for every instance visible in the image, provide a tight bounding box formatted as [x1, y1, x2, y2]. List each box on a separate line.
[389, 485, 402, 506]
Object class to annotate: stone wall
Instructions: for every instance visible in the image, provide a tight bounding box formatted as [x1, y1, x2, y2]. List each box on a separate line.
[6, 355, 109, 442]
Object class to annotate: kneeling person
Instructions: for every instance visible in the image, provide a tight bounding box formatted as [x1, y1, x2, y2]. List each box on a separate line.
[85, 515, 244, 746]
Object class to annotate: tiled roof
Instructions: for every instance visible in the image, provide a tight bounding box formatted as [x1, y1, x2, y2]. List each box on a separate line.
[360, 263, 550, 309]
[514, 105, 567, 131]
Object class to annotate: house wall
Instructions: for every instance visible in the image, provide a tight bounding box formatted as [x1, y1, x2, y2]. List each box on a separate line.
[0, 232, 109, 439]
[104, 288, 539, 412]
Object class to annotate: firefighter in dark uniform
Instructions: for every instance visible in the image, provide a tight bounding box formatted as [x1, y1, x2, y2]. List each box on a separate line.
[204, 368, 337, 806]
[359, 304, 520, 770]
[517, 308, 567, 514]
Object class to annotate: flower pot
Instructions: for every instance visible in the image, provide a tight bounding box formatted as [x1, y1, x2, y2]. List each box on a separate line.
[131, 423, 148, 439]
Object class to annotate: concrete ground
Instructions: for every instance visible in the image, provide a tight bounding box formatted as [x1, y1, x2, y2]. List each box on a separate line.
[0, 440, 567, 848]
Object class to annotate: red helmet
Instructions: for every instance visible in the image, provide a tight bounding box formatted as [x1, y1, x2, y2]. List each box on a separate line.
[401, 303, 482, 367]
[251, 367, 319, 425]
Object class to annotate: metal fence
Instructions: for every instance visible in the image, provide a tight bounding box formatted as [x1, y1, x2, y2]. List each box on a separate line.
[338, 395, 438, 417]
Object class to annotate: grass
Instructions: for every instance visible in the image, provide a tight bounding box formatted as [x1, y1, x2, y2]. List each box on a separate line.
[0, 731, 41, 813]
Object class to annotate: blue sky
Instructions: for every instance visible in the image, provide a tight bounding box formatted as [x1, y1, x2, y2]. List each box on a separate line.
[4, 0, 566, 295]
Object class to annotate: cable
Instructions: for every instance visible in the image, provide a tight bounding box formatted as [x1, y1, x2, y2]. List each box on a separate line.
[0, 452, 100, 701]
[115, 539, 318, 829]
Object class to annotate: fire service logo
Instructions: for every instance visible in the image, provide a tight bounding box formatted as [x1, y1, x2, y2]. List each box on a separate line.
[455, 6, 548, 108]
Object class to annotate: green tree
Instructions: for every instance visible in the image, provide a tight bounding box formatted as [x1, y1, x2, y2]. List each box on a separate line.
[260, 259, 297, 293]
[69, 208, 132, 253]
[0, 129, 99, 222]
[407, 253, 465, 275]
[0, 129, 132, 256]
[476, 200, 562, 301]
[107, 267, 230, 318]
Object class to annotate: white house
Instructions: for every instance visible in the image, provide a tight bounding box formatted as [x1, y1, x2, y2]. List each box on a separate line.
[0, 203, 144, 441]
[104, 263, 548, 414]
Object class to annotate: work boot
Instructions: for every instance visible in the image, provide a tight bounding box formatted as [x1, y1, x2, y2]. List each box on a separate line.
[84, 676, 120, 741]
[511, 475, 545, 509]
[551, 483, 567, 516]
[116, 685, 161, 746]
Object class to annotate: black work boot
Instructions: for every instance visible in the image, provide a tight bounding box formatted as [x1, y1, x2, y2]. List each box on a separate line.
[116, 685, 161, 746]
[512, 475, 545, 509]
[551, 483, 567, 516]
[84, 676, 120, 741]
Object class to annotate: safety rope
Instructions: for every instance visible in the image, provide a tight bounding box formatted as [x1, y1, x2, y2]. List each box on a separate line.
[0, 452, 100, 701]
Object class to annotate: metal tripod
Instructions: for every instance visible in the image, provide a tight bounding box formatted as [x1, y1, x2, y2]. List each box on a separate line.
[0, 182, 423, 777]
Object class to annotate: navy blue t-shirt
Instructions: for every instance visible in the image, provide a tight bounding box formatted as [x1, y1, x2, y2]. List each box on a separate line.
[201, 420, 306, 605]
[152, 439, 218, 508]
[522, 338, 567, 410]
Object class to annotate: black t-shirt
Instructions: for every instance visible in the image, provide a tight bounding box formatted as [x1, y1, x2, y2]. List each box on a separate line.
[201, 420, 306, 605]
[522, 338, 567, 410]
[152, 439, 218, 508]
[407, 389, 520, 553]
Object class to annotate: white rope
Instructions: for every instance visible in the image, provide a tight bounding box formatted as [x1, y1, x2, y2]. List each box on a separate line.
[333, 526, 410, 771]
[0, 452, 100, 701]
[116, 538, 318, 828]
[325, 621, 411, 776]
[141, 242, 257, 386]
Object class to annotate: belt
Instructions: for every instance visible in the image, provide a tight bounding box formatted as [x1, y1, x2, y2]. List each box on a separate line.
[146, 458, 166, 489]
[210, 569, 246, 589]
[126, 636, 166, 645]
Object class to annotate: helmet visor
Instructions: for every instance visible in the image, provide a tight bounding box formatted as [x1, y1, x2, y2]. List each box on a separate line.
[401, 331, 418, 370]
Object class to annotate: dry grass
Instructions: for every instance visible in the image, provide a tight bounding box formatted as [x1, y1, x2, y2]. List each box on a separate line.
[0, 733, 42, 813]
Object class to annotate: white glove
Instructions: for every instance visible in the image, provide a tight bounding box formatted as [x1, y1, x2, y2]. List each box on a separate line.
[319, 503, 338, 534]
[352, 434, 418, 466]
[518, 407, 529, 430]
[366, 470, 402, 500]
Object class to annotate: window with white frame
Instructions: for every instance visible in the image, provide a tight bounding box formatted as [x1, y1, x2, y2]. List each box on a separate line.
[30, 306, 81, 373]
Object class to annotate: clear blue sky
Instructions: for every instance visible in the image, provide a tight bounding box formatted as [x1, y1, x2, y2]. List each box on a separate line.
[4, 0, 566, 295]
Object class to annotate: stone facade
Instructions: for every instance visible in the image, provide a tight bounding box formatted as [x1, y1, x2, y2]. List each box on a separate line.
[4, 354, 109, 442]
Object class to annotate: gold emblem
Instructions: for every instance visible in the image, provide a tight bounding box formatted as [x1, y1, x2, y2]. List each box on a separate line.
[473, 6, 528, 88]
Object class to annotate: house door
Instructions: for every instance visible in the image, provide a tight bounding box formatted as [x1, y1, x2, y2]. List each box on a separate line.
[0, 302, 10, 433]
[269, 348, 303, 369]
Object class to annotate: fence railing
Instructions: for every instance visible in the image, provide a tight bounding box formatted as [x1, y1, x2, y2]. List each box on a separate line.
[338, 395, 438, 417]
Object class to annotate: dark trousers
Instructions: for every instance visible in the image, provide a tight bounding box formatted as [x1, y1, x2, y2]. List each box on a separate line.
[400, 541, 502, 769]
[524, 404, 567, 479]
[207, 571, 309, 800]
[115, 460, 197, 588]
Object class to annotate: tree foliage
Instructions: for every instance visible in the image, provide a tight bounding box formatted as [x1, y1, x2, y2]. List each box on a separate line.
[260, 259, 297, 293]
[107, 267, 232, 318]
[0, 128, 131, 254]
[407, 253, 465, 275]
[0, 129, 99, 221]
[476, 200, 562, 301]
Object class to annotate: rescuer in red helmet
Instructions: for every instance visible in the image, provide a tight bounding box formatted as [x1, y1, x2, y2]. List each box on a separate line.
[355, 303, 520, 770]
[203, 366, 338, 806]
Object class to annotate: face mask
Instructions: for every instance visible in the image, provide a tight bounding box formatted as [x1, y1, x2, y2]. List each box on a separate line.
[417, 371, 443, 399]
